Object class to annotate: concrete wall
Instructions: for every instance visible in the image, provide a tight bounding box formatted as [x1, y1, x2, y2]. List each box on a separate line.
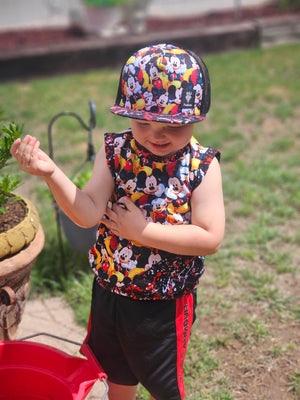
[0, 0, 85, 31]
[0, 0, 272, 31]
[0, 21, 260, 81]
[148, 0, 270, 17]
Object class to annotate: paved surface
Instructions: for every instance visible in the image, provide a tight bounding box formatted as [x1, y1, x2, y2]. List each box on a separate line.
[17, 296, 107, 399]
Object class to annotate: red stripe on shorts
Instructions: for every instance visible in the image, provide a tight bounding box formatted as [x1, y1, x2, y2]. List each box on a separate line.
[176, 293, 194, 399]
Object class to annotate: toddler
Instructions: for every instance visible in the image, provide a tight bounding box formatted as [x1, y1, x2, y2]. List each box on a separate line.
[11, 43, 225, 400]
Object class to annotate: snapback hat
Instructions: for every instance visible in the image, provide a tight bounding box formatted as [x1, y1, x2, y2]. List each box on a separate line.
[110, 43, 211, 124]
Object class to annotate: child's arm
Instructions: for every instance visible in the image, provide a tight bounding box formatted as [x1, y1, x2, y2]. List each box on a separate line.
[102, 157, 225, 256]
[11, 135, 114, 228]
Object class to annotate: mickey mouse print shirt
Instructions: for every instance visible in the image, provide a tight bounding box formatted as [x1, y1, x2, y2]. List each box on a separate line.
[89, 130, 220, 300]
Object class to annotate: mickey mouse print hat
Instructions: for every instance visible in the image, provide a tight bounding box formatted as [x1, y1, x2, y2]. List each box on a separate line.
[110, 43, 211, 124]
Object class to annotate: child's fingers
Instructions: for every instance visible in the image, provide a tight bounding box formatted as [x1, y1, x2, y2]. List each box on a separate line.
[19, 137, 35, 166]
[10, 135, 53, 177]
[14, 135, 39, 170]
[118, 196, 135, 211]
[10, 138, 21, 157]
[105, 205, 117, 221]
[32, 139, 40, 157]
[16, 135, 31, 159]
[26, 139, 40, 168]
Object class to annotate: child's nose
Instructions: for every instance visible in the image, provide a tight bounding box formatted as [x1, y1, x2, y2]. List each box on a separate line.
[151, 127, 165, 139]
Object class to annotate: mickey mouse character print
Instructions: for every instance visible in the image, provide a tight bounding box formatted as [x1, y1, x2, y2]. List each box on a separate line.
[111, 43, 210, 124]
[89, 129, 220, 300]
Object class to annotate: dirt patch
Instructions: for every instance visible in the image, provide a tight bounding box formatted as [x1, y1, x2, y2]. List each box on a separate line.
[196, 282, 300, 399]
[215, 319, 299, 400]
[0, 199, 26, 232]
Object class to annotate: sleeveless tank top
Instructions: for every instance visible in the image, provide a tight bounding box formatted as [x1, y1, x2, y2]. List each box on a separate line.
[89, 129, 220, 300]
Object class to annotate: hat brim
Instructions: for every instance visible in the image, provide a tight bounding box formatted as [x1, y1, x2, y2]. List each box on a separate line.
[110, 105, 206, 125]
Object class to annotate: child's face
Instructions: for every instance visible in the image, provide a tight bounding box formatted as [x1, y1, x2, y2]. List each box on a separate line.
[130, 119, 194, 157]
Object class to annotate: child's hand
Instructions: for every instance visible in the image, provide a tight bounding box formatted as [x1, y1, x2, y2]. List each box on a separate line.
[10, 135, 56, 177]
[101, 196, 147, 241]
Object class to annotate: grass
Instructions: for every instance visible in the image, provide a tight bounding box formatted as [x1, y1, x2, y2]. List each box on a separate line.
[1, 42, 299, 399]
[288, 371, 300, 398]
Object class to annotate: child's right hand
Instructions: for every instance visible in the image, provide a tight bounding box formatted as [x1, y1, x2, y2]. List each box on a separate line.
[10, 135, 56, 177]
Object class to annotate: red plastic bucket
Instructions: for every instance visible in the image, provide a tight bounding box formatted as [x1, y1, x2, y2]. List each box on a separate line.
[0, 341, 107, 400]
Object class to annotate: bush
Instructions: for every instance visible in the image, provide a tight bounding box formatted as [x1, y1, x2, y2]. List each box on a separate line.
[277, 0, 300, 11]
[0, 112, 23, 213]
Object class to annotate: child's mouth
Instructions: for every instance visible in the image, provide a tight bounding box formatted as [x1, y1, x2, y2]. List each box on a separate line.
[151, 142, 170, 149]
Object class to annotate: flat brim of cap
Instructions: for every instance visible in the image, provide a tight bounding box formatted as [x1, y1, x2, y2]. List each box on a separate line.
[110, 106, 206, 125]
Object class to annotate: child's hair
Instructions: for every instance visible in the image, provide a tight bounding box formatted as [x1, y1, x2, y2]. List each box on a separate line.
[110, 43, 211, 125]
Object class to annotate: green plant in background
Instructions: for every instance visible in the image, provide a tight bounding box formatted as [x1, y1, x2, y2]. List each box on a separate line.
[0, 112, 23, 214]
[72, 169, 93, 189]
[277, 0, 300, 11]
[84, 0, 130, 6]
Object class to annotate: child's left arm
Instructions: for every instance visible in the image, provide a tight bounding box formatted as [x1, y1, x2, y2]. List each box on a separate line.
[102, 157, 225, 256]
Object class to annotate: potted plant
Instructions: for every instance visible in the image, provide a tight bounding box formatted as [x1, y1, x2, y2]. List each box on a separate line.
[84, 0, 126, 36]
[84, 0, 149, 36]
[59, 168, 98, 254]
[85, 0, 129, 6]
[0, 114, 44, 340]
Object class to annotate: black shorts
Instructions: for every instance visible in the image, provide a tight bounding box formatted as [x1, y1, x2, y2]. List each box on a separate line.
[85, 279, 196, 400]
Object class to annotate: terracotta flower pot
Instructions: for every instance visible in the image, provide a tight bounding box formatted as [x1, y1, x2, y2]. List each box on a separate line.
[0, 197, 44, 340]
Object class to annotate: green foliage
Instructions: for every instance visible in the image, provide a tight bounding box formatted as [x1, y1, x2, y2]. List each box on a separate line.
[31, 186, 91, 295]
[0, 117, 22, 169]
[0, 112, 23, 212]
[64, 273, 93, 326]
[223, 316, 269, 343]
[288, 371, 300, 396]
[84, 0, 130, 6]
[72, 169, 93, 189]
[277, 0, 300, 11]
[0, 175, 21, 214]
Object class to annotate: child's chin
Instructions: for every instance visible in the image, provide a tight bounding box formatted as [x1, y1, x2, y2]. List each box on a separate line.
[150, 144, 173, 156]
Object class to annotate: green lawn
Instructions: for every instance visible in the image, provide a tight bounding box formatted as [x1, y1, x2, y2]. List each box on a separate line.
[1, 42, 299, 399]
